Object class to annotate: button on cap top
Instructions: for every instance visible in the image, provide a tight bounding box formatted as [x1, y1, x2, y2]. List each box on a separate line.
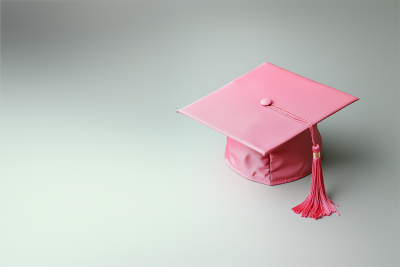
[261, 98, 272, 106]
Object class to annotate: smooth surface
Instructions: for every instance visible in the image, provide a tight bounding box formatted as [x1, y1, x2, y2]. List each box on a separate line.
[260, 98, 272, 106]
[1, 1, 399, 267]
[178, 62, 358, 155]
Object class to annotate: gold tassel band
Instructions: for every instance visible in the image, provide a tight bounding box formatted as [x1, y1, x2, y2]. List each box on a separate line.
[313, 151, 321, 159]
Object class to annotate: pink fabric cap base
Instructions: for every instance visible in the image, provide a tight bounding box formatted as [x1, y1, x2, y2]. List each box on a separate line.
[225, 124, 322, 185]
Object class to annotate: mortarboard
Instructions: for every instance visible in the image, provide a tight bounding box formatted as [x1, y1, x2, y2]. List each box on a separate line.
[177, 62, 359, 219]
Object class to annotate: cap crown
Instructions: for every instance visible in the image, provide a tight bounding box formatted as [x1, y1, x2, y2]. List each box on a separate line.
[178, 62, 359, 155]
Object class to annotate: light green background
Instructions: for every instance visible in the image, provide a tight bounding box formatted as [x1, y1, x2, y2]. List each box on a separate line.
[1, 1, 399, 266]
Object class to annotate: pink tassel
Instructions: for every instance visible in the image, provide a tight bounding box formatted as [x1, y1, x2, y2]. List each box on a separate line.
[292, 144, 340, 220]
[267, 104, 340, 219]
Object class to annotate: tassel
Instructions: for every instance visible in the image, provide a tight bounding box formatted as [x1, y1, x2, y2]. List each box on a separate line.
[267, 103, 340, 219]
[291, 144, 340, 220]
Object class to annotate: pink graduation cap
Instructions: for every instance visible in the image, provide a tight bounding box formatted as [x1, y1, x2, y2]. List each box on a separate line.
[177, 62, 359, 219]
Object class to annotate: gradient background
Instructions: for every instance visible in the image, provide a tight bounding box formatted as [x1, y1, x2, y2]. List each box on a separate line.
[1, 1, 399, 266]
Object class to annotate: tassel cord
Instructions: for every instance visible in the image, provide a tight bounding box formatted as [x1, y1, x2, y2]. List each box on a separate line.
[268, 103, 339, 219]
[269, 104, 316, 146]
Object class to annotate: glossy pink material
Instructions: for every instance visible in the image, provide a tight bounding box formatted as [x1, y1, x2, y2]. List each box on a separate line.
[312, 144, 320, 153]
[225, 125, 322, 185]
[261, 98, 272, 106]
[177, 62, 359, 156]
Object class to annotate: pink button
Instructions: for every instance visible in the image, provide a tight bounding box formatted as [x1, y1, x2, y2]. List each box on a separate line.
[261, 98, 272, 106]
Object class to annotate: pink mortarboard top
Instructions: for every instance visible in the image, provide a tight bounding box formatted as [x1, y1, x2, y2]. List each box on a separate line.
[177, 62, 359, 220]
